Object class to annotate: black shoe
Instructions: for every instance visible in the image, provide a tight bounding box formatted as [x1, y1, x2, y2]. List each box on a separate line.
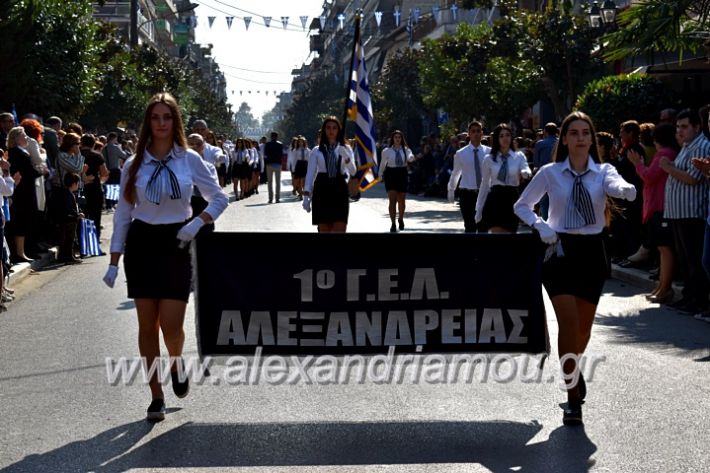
[578, 372, 586, 401]
[668, 298, 693, 310]
[563, 403, 583, 426]
[171, 361, 190, 399]
[390, 224, 397, 233]
[398, 220, 404, 231]
[146, 399, 166, 421]
[268, 199, 273, 203]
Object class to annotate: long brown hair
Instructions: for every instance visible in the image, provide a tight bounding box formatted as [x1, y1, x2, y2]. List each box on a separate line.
[388, 130, 409, 151]
[123, 92, 187, 204]
[317, 116, 345, 157]
[553, 111, 601, 164]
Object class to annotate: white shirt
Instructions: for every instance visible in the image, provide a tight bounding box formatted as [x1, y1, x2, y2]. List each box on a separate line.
[288, 147, 310, 171]
[202, 143, 225, 166]
[233, 149, 248, 164]
[475, 150, 531, 216]
[258, 143, 265, 172]
[380, 146, 414, 169]
[304, 144, 357, 194]
[0, 175, 15, 196]
[110, 145, 229, 253]
[448, 143, 491, 191]
[514, 156, 636, 235]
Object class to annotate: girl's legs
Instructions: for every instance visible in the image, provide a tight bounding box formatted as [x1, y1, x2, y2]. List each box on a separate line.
[396, 192, 406, 229]
[135, 298, 163, 400]
[388, 191, 397, 230]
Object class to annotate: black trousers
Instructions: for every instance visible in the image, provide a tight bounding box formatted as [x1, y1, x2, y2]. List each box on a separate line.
[671, 218, 709, 304]
[84, 190, 104, 239]
[458, 188, 482, 233]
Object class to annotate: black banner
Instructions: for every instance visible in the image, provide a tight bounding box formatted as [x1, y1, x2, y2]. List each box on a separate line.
[195, 233, 548, 356]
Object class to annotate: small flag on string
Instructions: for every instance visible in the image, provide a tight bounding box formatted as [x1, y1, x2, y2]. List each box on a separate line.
[226, 16, 233, 30]
[240, 91, 243, 95]
[208, 16, 216, 28]
[263, 16, 272, 28]
[337, 13, 345, 30]
[281, 16, 289, 29]
[374, 11, 382, 27]
[451, 4, 459, 21]
[413, 7, 421, 23]
[244, 16, 252, 30]
[299, 15, 308, 31]
[432, 6, 440, 24]
[393, 6, 401, 27]
[319, 15, 326, 30]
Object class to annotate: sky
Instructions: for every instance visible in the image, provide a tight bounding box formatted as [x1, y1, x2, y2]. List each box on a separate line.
[193, 0, 325, 122]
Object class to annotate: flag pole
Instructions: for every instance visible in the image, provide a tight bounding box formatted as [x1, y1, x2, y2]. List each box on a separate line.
[340, 9, 362, 142]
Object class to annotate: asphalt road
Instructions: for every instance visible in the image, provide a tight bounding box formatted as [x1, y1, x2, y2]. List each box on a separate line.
[1, 178, 709, 473]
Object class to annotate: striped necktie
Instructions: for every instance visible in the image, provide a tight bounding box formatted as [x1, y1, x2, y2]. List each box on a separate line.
[145, 155, 181, 205]
[496, 153, 509, 183]
[301, 149, 305, 160]
[326, 146, 338, 178]
[395, 148, 403, 166]
[564, 169, 596, 229]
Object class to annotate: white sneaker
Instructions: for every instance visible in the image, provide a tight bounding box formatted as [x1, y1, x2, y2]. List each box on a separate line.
[693, 311, 710, 323]
[626, 246, 650, 264]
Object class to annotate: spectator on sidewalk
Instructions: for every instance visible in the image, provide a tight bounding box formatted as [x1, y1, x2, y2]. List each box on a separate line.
[102, 132, 127, 210]
[80, 134, 109, 238]
[532, 122, 558, 219]
[51, 172, 83, 265]
[627, 122, 679, 304]
[661, 109, 710, 314]
[7, 127, 41, 263]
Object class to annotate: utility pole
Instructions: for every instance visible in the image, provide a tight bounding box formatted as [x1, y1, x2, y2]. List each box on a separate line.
[130, 0, 139, 48]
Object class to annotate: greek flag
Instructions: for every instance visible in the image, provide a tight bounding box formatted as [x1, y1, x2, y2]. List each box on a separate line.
[104, 184, 120, 201]
[79, 218, 102, 257]
[346, 24, 379, 192]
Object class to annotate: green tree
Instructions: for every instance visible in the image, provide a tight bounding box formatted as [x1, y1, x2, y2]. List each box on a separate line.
[279, 73, 342, 142]
[575, 74, 673, 132]
[0, 0, 103, 119]
[234, 102, 259, 135]
[418, 22, 541, 130]
[372, 48, 426, 137]
[603, 0, 710, 62]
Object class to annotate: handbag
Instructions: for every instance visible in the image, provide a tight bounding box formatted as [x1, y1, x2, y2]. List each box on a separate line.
[79, 218, 103, 257]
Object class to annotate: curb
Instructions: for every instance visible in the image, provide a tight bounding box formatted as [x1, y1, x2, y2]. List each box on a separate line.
[7, 247, 60, 287]
[610, 264, 656, 292]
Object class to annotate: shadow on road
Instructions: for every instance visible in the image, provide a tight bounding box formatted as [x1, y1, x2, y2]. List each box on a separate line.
[0, 419, 597, 472]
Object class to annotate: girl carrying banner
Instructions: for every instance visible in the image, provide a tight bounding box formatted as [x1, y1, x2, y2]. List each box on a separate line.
[514, 111, 636, 426]
[302, 117, 356, 233]
[103, 93, 228, 421]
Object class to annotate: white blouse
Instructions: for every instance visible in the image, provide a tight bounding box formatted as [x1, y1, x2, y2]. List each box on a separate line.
[476, 151, 531, 216]
[514, 156, 637, 235]
[380, 146, 414, 169]
[304, 144, 357, 194]
[110, 145, 229, 253]
[288, 147, 310, 171]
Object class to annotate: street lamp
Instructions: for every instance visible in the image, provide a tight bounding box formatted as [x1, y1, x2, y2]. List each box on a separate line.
[587, 0, 617, 30]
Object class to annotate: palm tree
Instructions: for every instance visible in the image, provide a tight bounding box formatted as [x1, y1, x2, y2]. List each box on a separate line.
[602, 0, 710, 62]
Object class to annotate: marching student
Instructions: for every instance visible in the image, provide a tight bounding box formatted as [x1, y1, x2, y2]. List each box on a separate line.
[249, 140, 261, 197]
[231, 138, 250, 200]
[514, 111, 636, 426]
[379, 130, 414, 232]
[447, 121, 491, 232]
[103, 93, 228, 421]
[290, 136, 310, 200]
[475, 123, 531, 233]
[302, 116, 356, 233]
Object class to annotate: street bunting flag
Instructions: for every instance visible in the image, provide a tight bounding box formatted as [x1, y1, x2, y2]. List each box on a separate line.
[195, 233, 549, 356]
[374, 11, 383, 27]
[347, 21, 379, 192]
[337, 13, 346, 30]
[208, 16, 216, 28]
[104, 184, 120, 201]
[319, 15, 326, 30]
[263, 16, 272, 28]
[281, 16, 289, 29]
[394, 6, 401, 27]
[244, 16, 252, 30]
[300, 15, 309, 31]
[226, 16, 233, 30]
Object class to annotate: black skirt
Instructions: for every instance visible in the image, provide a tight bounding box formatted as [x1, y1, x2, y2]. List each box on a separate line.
[123, 219, 192, 302]
[294, 160, 308, 178]
[312, 172, 349, 225]
[482, 185, 520, 232]
[543, 232, 608, 305]
[384, 166, 408, 193]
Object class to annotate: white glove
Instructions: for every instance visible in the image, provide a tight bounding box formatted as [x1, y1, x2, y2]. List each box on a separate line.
[177, 218, 205, 247]
[622, 185, 637, 202]
[474, 211, 482, 224]
[302, 196, 312, 213]
[533, 219, 558, 245]
[103, 265, 119, 288]
[447, 189, 455, 203]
